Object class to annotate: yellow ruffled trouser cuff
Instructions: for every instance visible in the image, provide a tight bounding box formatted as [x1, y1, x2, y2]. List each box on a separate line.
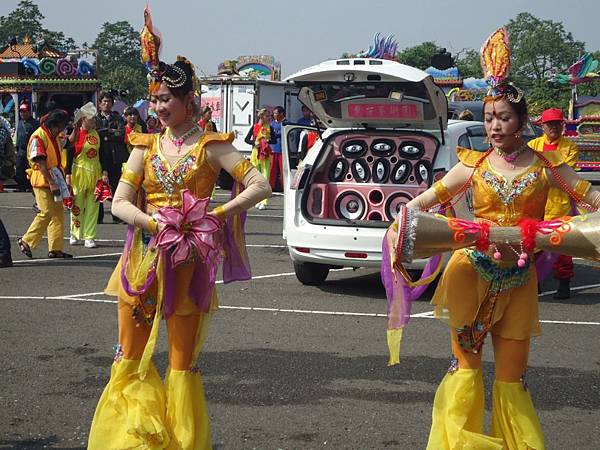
[165, 369, 212, 450]
[427, 369, 504, 450]
[491, 380, 545, 450]
[88, 359, 170, 449]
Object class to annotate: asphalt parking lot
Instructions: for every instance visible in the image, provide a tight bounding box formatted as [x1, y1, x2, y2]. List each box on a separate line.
[0, 189, 599, 449]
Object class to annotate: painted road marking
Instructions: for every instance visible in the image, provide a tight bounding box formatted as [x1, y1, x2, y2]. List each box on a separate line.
[1, 295, 597, 325]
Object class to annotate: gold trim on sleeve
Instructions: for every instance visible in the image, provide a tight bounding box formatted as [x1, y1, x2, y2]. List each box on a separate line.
[574, 179, 592, 200]
[433, 180, 453, 205]
[120, 167, 143, 190]
[231, 158, 254, 183]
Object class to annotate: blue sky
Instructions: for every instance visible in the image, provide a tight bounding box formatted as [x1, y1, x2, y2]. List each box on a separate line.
[2, 0, 599, 77]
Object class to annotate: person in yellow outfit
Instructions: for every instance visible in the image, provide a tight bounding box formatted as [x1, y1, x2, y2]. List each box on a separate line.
[17, 109, 72, 259]
[399, 28, 600, 449]
[529, 108, 579, 299]
[66, 102, 105, 249]
[245, 108, 276, 209]
[87, 12, 271, 448]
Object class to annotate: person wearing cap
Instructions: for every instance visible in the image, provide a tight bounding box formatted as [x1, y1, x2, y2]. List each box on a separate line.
[15, 102, 39, 192]
[66, 102, 105, 248]
[529, 107, 579, 299]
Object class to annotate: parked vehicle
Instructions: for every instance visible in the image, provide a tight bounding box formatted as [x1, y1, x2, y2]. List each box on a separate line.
[199, 77, 304, 188]
[281, 58, 485, 285]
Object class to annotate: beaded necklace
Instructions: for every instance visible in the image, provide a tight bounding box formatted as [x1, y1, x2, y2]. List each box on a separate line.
[494, 143, 528, 169]
[167, 124, 200, 151]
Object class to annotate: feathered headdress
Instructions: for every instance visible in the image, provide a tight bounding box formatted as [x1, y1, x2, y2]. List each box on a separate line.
[480, 27, 523, 103]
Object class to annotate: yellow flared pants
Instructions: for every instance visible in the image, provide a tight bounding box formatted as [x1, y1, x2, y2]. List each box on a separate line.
[22, 187, 65, 252]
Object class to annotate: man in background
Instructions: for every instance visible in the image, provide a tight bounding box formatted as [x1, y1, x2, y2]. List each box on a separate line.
[15, 102, 39, 192]
[96, 92, 127, 223]
[270, 106, 289, 191]
[530, 108, 579, 299]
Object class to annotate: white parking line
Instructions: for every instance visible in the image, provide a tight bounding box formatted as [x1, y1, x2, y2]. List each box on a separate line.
[13, 252, 122, 263]
[539, 282, 600, 297]
[1, 293, 598, 326]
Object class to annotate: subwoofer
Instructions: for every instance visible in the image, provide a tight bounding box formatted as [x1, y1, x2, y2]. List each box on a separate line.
[335, 190, 367, 220]
[385, 192, 413, 221]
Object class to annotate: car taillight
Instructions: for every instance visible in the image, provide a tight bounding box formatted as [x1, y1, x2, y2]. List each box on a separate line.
[291, 165, 310, 190]
[345, 252, 368, 259]
[295, 247, 310, 253]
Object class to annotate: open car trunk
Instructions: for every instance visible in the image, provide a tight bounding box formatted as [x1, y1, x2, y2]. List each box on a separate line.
[299, 129, 441, 227]
[284, 59, 447, 227]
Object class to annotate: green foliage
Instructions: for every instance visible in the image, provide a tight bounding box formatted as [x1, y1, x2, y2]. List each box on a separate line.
[396, 42, 441, 70]
[455, 49, 482, 79]
[0, 0, 75, 51]
[93, 21, 147, 102]
[506, 12, 584, 88]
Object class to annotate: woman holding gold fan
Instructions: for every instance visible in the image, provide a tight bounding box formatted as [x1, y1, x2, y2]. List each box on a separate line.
[388, 28, 600, 449]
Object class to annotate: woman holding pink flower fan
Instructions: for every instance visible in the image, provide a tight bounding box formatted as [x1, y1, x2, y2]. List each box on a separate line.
[87, 6, 270, 449]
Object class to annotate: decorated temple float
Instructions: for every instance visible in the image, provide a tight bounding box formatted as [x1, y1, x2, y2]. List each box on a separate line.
[198, 55, 303, 155]
[553, 53, 600, 182]
[0, 36, 100, 128]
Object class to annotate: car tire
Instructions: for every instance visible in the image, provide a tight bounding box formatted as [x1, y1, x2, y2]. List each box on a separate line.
[294, 261, 330, 285]
[217, 169, 233, 190]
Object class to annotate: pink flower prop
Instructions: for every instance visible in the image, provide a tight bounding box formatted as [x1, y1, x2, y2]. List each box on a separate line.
[153, 189, 221, 267]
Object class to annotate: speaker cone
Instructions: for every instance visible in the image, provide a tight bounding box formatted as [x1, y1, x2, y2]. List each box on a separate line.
[351, 158, 370, 182]
[415, 161, 431, 184]
[342, 140, 367, 158]
[335, 191, 366, 220]
[329, 158, 348, 182]
[391, 161, 412, 184]
[372, 158, 390, 183]
[385, 192, 413, 221]
[399, 141, 425, 159]
[371, 139, 396, 157]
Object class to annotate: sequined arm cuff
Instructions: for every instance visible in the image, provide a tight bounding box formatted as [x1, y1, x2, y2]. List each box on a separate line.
[120, 168, 143, 190]
[210, 205, 226, 222]
[432, 180, 452, 205]
[231, 158, 254, 184]
[574, 179, 592, 200]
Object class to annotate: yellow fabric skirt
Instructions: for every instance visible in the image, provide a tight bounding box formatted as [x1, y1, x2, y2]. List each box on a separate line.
[432, 250, 541, 340]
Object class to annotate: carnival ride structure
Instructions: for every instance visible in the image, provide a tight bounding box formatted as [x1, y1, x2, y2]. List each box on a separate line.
[0, 36, 100, 127]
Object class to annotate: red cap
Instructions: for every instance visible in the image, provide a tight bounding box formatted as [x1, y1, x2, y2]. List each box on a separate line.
[541, 108, 564, 123]
[19, 103, 30, 112]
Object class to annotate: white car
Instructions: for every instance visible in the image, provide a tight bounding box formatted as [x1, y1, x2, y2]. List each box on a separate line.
[281, 58, 487, 285]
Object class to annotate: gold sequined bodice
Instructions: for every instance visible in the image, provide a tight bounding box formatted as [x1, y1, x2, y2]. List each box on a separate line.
[137, 132, 233, 209]
[471, 155, 550, 226]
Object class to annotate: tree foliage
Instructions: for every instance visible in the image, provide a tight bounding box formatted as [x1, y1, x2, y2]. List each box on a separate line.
[92, 21, 147, 101]
[455, 49, 482, 79]
[396, 42, 441, 70]
[0, 0, 74, 50]
[506, 13, 585, 88]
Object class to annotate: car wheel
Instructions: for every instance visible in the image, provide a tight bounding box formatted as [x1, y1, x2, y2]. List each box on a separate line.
[294, 261, 330, 285]
[217, 169, 233, 190]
